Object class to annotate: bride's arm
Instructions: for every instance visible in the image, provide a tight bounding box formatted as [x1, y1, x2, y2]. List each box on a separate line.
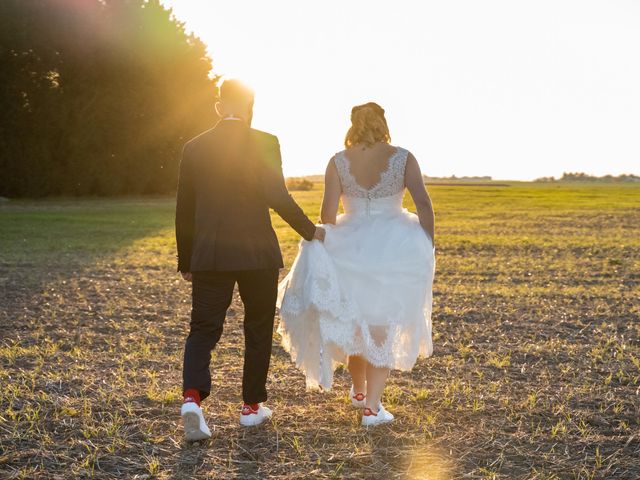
[405, 153, 435, 246]
[320, 157, 341, 225]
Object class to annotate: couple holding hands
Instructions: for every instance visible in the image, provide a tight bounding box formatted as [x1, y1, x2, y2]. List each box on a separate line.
[175, 79, 435, 441]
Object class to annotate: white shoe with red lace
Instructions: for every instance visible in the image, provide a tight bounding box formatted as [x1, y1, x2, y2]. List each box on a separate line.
[181, 402, 212, 441]
[361, 404, 394, 427]
[239, 403, 273, 427]
[350, 385, 366, 408]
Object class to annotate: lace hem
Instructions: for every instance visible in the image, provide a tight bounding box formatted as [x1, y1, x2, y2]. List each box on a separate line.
[277, 234, 433, 390]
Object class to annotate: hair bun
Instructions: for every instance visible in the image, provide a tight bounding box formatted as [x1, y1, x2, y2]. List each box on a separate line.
[345, 102, 391, 148]
[351, 102, 385, 121]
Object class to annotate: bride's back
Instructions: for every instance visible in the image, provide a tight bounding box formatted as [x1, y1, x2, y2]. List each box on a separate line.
[343, 143, 399, 190]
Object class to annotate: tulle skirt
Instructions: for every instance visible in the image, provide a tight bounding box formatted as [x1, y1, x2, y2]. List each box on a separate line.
[277, 207, 435, 390]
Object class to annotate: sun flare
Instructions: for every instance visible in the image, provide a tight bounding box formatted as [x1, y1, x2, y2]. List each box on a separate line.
[161, 0, 640, 180]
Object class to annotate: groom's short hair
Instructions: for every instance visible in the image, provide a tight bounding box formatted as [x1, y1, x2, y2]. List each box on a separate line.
[219, 79, 254, 107]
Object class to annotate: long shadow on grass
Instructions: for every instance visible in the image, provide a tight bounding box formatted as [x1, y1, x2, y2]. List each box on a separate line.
[0, 197, 174, 271]
[0, 197, 175, 334]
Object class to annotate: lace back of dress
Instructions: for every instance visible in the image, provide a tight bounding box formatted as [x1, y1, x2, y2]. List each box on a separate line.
[334, 147, 409, 199]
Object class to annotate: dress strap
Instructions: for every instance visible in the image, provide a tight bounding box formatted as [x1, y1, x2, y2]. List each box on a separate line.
[395, 147, 410, 172]
[389, 147, 409, 188]
[332, 151, 352, 192]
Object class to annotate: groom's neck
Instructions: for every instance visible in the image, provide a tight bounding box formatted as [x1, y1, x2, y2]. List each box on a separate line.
[222, 114, 248, 124]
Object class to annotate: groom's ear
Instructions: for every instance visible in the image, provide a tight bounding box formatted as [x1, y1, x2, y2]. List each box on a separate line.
[215, 102, 224, 118]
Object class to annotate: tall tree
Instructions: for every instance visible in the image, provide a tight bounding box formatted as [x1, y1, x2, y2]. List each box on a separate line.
[0, 0, 218, 197]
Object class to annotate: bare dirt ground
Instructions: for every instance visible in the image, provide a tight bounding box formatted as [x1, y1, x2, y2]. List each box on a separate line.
[1, 185, 639, 479]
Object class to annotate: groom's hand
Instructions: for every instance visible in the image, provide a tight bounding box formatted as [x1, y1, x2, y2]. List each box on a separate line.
[181, 272, 192, 282]
[313, 226, 326, 242]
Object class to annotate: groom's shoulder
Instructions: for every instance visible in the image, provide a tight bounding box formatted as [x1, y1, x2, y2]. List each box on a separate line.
[249, 129, 280, 167]
[249, 128, 279, 145]
[184, 127, 216, 150]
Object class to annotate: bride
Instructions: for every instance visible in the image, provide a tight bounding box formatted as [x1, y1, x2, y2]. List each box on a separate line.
[277, 102, 436, 426]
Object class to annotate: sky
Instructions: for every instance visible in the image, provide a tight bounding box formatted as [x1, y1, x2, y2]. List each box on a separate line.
[162, 0, 640, 180]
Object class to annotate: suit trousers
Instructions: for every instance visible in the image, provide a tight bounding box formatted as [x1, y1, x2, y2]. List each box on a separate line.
[182, 269, 279, 404]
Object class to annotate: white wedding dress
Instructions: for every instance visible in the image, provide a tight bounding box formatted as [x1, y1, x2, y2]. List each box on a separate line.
[277, 147, 435, 390]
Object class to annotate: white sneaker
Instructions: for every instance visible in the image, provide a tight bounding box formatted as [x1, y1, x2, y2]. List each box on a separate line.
[239, 403, 273, 427]
[350, 385, 366, 408]
[181, 402, 212, 441]
[361, 404, 394, 427]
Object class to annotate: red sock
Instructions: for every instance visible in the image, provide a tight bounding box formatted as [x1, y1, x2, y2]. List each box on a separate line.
[183, 389, 201, 406]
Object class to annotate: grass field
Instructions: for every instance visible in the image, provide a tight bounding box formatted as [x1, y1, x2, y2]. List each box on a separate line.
[1, 183, 639, 479]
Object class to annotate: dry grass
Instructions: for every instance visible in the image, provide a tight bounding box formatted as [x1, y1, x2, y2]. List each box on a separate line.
[0, 183, 639, 479]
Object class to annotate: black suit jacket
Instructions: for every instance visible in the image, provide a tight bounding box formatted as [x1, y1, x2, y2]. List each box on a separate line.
[175, 120, 316, 272]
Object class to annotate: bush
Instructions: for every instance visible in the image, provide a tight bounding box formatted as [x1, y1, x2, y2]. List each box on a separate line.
[286, 177, 314, 191]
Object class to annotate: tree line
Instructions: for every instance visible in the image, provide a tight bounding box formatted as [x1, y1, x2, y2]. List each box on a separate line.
[535, 173, 640, 183]
[0, 0, 218, 197]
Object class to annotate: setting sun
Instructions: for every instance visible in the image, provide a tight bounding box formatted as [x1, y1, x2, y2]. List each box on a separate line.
[162, 0, 640, 180]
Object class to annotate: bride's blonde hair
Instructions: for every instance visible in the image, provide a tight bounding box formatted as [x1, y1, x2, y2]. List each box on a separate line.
[344, 102, 391, 148]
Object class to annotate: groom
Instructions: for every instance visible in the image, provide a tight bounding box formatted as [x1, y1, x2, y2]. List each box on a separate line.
[175, 79, 324, 440]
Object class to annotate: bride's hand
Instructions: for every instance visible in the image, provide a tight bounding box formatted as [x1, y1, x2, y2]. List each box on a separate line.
[181, 272, 192, 282]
